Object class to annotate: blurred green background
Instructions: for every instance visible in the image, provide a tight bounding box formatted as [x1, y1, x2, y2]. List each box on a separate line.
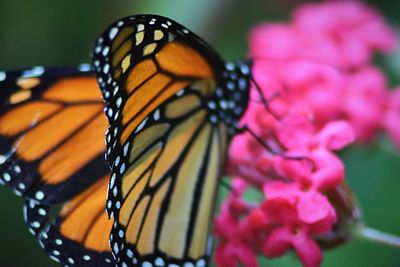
[1, 0, 400, 266]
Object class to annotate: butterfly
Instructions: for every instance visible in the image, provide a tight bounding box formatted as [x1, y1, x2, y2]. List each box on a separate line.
[0, 65, 115, 266]
[92, 14, 252, 267]
[0, 14, 252, 267]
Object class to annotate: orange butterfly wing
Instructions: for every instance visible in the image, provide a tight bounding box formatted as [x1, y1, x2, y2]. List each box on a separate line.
[0, 66, 108, 204]
[0, 66, 114, 266]
[93, 15, 251, 267]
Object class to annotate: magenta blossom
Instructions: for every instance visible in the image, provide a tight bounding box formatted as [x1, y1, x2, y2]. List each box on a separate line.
[251, 1, 396, 69]
[216, 1, 399, 267]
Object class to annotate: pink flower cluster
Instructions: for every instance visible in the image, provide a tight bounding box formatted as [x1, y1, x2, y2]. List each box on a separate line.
[215, 1, 399, 267]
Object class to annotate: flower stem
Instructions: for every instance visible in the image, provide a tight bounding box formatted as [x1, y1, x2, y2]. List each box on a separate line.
[356, 226, 400, 248]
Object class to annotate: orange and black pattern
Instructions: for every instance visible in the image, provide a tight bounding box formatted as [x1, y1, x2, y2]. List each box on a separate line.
[0, 66, 114, 266]
[24, 177, 114, 266]
[0, 66, 108, 204]
[93, 15, 251, 267]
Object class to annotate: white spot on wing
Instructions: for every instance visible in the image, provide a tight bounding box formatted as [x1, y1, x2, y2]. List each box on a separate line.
[155, 257, 165, 266]
[113, 243, 119, 254]
[142, 261, 153, 267]
[240, 64, 250, 74]
[14, 164, 21, 173]
[153, 109, 160, 121]
[78, 63, 91, 72]
[116, 97, 122, 108]
[0, 155, 6, 164]
[110, 173, 116, 188]
[196, 259, 206, 267]
[123, 142, 130, 156]
[102, 46, 110, 56]
[127, 249, 134, 258]
[220, 100, 228, 110]
[207, 101, 216, 110]
[0, 71, 6, 81]
[3, 173, 11, 182]
[225, 62, 235, 71]
[49, 256, 60, 263]
[120, 163, 126, 174]
[109, 27, 119, 40]
[135, 117, 148, 133]
[83, 255, 91, 261]
[23, 66, 45, 77]
[107, 108, 113, 117]
[103, 64, 110, 74]
[35, 191, 44, 200]
[113, 86, 119, 96]
[38, 208, 46, 216]
[137, 24, 145, 32]
[118, 229, 124, 238]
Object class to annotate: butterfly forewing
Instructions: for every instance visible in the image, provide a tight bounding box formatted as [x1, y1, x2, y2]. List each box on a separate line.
[93, 15, 251, 267]
[0, 66, 109, 204]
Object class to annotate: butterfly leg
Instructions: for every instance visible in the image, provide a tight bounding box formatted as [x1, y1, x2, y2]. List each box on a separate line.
[236, 124, 308, 162]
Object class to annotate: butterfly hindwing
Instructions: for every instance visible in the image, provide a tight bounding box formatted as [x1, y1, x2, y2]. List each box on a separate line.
[93, 15, 251, 267]
[24, 176, 115, 266]
[110, 87, 227, 266]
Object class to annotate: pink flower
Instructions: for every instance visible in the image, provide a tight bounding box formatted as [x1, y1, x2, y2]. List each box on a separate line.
[216, 1, 399, 267]
[216, 242, 258, 267]
[263, 182, 337, 226]
[251, 42, 393, 145]
[261, 198, 325, 267]
[293, 1, 396, 68]
[272, 116, 353, 191]
[342, 66, 388, 141]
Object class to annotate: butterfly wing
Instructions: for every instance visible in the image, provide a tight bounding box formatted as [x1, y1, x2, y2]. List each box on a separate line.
[24, 176, 114, 266]
[93, 15, 234, 266]
[0, 66, 109, 204]
[0, 66, 114, 266]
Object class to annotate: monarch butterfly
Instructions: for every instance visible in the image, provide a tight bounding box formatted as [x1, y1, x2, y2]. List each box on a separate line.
[92, 14, 251, 267]
[0, 14, 253, 267]
[0, 66, 115, 266]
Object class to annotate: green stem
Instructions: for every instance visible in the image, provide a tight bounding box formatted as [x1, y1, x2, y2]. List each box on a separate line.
[357, 226, 400, 248]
